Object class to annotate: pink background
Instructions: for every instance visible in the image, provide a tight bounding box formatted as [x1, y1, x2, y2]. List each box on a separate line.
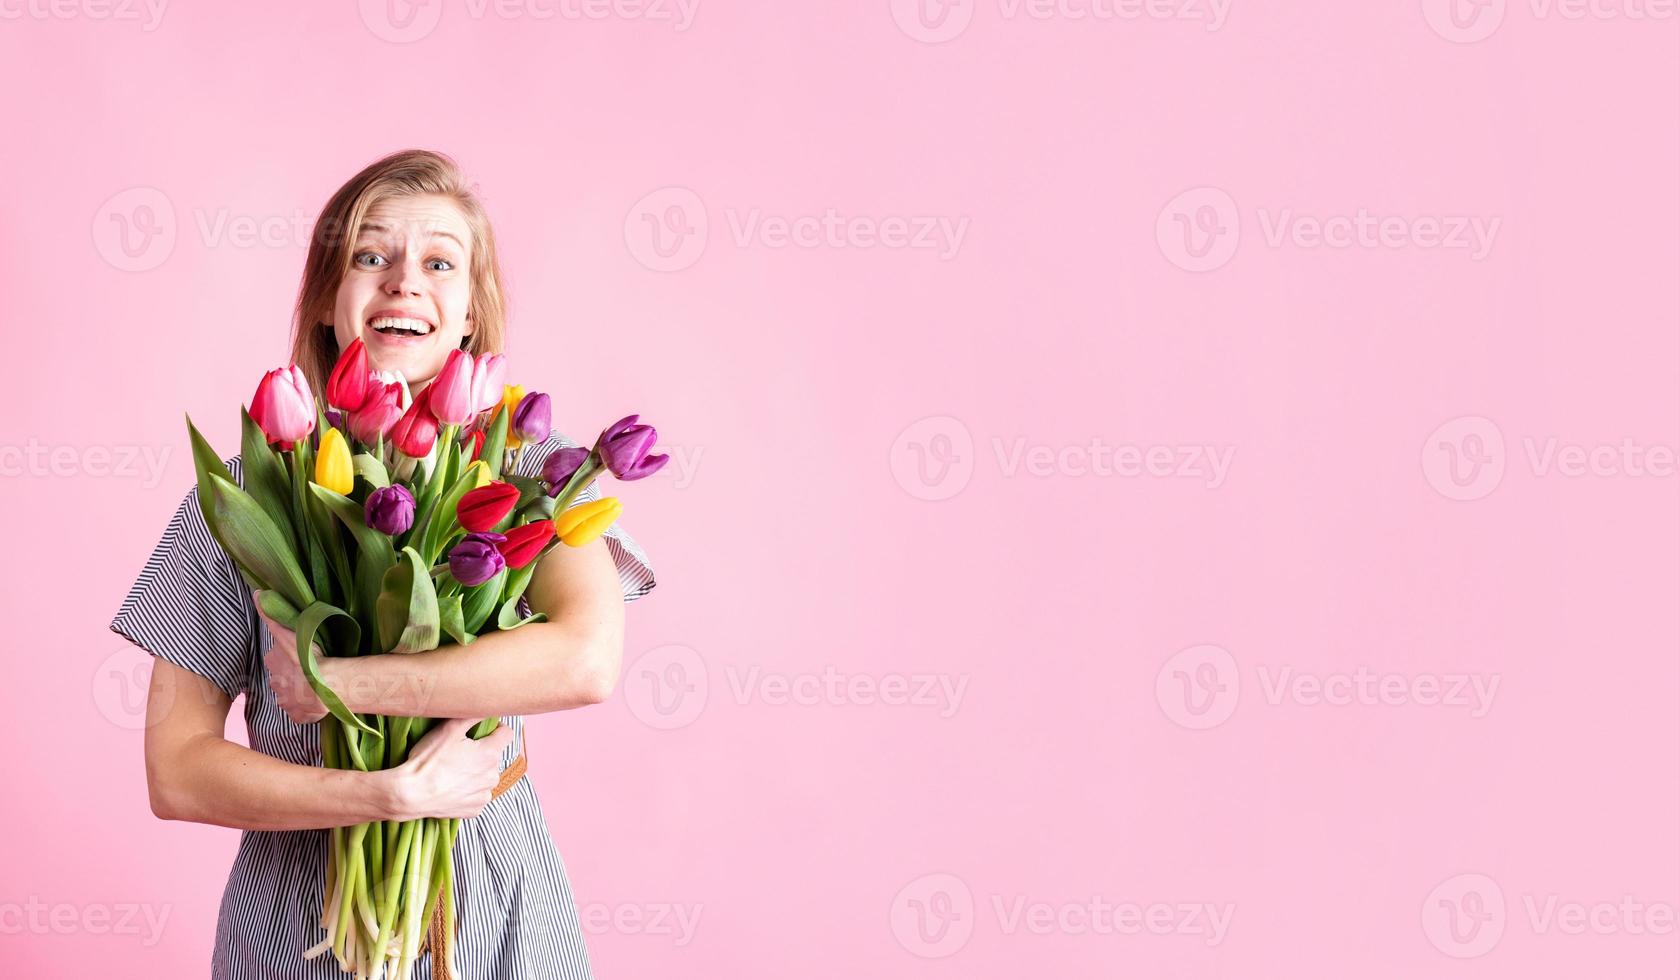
[5, 0, 1678, 976]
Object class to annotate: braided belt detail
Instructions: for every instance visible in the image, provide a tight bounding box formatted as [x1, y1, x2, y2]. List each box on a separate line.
[418, 741, 528, 979]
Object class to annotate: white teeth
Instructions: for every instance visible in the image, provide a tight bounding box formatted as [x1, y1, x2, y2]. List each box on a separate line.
[369, 316, 432, 336]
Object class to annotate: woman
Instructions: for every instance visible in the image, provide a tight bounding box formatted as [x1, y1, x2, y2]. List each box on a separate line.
[109, 149, 655, 979]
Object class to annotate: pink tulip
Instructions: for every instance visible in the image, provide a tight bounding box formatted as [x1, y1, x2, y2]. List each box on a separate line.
[250, 366, 316, 446]
[348, 381, 404, 444]
[428, 349, 476, 426]
[471, 353, 507, 414]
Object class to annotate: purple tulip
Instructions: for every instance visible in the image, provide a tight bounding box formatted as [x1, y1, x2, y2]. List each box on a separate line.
[512, 392, 552, 446]
[363, 485, 416, 536]
[542, 446, 592, 496]
[449, 531, 507, 586]
[595, 414, 669, 481]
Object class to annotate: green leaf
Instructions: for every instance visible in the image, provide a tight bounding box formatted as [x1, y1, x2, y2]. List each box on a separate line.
[186, 418, 315, 610]
[493, 562, 538, 629]
[353, 452, 390, 489]
[239, 409, 298, 551]
[311, 483, 397, 643]
[461, 567, 507, 634]
[420, 459, 487, 566]
[498, 611, 547, 630]
[438, 593, 472, 646]
[289, 439, 332, 602]
[293, 601, 376, 737]
[376, 547, 441, 654]
[480, 407, 509, 480]
[255, 589, 300, 627]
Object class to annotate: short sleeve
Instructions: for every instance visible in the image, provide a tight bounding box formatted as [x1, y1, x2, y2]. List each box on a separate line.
[516, 434, 658, 602]
[109, 471, 256, 701]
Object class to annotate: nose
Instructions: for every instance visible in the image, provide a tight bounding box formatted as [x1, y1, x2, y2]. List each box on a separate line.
[382, 255, 426, 297]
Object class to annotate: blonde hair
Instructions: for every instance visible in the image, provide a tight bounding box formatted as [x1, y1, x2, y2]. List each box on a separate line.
[289, 149, 508, 396]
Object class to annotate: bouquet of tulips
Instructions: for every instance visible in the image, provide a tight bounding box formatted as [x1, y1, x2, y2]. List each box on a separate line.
[184, 339, 666, 979]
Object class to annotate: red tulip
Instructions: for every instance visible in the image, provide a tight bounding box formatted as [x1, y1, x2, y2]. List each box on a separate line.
[389, 386, 439, 458]
[250, 366, 316, 447]
[468, 428, 486, 462]
[349, 381, 404, 445]
[455, 481, 520, 532]
[326, 337, 375, 411]
[497, 520, 554, 569]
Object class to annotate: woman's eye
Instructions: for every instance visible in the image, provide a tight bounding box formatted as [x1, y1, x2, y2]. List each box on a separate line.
[354, 251, 387, 269]
[427, 257, 454, 272]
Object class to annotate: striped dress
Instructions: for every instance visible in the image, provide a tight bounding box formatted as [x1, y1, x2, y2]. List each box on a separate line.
[109, 434, 655, 980]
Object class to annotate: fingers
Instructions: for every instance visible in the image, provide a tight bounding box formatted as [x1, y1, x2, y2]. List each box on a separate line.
[487, 725, 515, 752]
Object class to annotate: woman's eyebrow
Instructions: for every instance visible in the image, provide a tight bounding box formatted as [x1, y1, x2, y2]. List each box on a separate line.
[359, 221, 466, 250]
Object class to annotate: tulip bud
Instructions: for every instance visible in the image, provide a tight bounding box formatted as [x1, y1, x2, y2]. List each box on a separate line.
[390, 386, 440, 458]
[555, 496, 622, 547]
[456, 481, 520, 533]
[513, 392, 552, 447]
[327, 338, 375, 411]
[349, 382, 404, 445]
[472, 353, 508, 414]
[314, 429, 354, 495]
[449, 531, 507, 587]
[498, 520, 555, 569]
[429, 349, 476, 426]
[596, 414, 669, 481]
[364, 484, 416, 536]
[542, 446, 591, 496]
[250, 366, 316, 447]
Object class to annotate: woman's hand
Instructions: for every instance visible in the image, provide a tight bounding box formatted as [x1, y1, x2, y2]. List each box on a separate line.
[390, 718, 516, 820]
[255, 592, 329, 725]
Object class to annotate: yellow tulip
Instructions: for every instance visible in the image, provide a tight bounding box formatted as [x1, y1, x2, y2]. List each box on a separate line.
[555, 496, 622, 547]
[466, 458, 491, 488]
[500, 384, 527, 448]
[314, 428, 354, 495]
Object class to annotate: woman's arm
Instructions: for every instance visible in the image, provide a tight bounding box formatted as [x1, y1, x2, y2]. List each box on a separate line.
[145, 659, 513, 831]
[287, 536, 626, 721]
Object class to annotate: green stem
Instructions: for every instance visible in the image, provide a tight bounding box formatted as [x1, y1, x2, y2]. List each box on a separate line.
[371, 819, 417, 967]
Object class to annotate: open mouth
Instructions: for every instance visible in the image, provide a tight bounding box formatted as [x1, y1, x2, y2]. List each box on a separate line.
[368, 314, 435, 338]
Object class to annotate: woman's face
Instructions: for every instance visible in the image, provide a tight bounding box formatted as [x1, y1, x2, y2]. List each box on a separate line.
[329, 194, 475, 390]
